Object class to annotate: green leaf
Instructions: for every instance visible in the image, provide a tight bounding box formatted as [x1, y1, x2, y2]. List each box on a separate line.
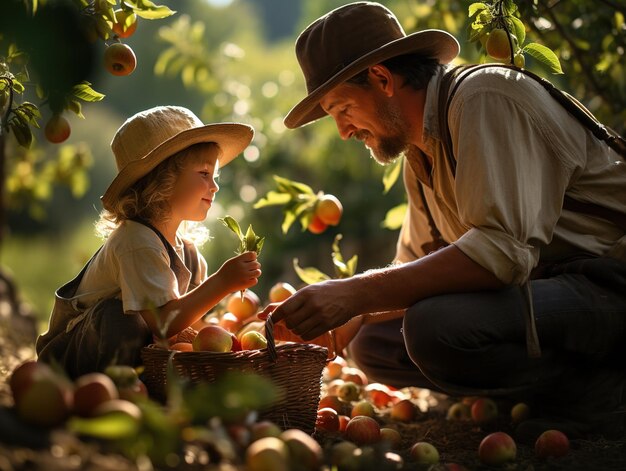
[382, 157, 402, 194]
[523, 43, 563, 74]
[273, 175, 314, 196]
[382, 203, 407, 230]
[510, 16, 526, 46]
[9, 117, 33, 147]
[253, 190, 291, 208]
[72, 82, 105, 102]
[281, 210, 296, 234]
[468, 2, 488, 18]
[293, 258, 330, 285]
[219, 215, 243, 241]
[67, 411, 141, 440]
[135, 5, 176, 19]
[68, 100, 84, 119]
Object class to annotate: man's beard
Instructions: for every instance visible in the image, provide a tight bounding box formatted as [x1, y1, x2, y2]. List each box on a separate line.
[356, 100, 410, 165]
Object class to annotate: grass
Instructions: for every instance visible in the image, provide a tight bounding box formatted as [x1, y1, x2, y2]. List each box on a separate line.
[1, 218, 102, 332]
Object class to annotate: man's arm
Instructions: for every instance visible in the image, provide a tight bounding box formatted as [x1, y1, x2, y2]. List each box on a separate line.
[270, 244, 504, 340]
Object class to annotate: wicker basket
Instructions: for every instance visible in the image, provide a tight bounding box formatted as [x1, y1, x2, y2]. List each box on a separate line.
[140, 318, 330, 434]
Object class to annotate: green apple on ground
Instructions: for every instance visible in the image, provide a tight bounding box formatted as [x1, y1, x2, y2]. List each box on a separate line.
[245, 436, 289, 471]
[338, 381, 361, 402]
[446, 401, 471, 421]
[280, 429, 323, 471]
[350, 400, 376, 418]
[410, 441, 440, 465]
[380, 427, 402, 449]
[510, 402, 530, 424]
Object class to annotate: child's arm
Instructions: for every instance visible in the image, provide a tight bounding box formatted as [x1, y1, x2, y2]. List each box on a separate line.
[138, 251, 261, 338]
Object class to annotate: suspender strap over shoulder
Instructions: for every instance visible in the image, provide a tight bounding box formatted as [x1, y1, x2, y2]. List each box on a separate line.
[438, 63, 626, 231]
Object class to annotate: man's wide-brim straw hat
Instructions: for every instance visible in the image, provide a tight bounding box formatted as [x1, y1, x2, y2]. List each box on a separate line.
[101, 106, 254, 211]
[284, 1, 460, 129]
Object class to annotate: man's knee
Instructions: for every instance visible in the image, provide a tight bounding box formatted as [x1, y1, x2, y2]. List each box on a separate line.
[402, 297, 447, 365]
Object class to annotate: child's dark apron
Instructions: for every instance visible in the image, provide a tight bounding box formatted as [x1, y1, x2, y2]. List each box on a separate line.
[35, 220, 202, 379]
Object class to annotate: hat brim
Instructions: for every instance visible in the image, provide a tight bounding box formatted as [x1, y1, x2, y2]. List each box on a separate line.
[284, 29, 459, 129]
[101, 122, 253, 212]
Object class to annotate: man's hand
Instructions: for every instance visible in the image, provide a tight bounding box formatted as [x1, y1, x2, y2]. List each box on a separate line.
[262, 278, 357, 341]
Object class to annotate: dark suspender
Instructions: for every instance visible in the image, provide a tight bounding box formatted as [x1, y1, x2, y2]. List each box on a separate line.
[427, 63, 626, 243]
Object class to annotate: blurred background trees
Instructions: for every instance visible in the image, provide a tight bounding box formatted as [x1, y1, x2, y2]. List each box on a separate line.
[1, 0, 624, 327]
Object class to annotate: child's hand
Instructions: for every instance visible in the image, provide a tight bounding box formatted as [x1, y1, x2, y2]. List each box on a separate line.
[218, 251, 261, 293]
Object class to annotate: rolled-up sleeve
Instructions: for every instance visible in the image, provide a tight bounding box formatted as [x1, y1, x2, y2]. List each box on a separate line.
[449, 82, 577, 284]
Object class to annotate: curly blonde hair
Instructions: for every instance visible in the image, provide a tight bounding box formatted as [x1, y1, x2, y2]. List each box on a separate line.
[96, 142, 220, 245]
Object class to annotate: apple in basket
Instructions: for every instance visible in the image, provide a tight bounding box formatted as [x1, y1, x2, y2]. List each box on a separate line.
[192, 325, 233, 352]
[240, 330, 268, 350]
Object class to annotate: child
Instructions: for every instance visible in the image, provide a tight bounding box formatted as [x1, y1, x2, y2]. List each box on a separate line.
[36, 106, 261, 378]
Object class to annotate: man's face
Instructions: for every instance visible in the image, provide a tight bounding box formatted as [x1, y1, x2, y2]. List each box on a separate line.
[320, 81, 410, 164]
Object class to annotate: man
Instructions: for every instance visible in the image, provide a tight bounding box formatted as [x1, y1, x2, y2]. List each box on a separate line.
[266, 1, 626, 441]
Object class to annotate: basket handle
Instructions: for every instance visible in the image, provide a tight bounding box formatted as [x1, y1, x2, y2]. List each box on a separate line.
[265, 315, 337, 362]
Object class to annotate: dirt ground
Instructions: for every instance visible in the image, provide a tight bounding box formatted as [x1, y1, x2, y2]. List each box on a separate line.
[1, 302, 625, 470]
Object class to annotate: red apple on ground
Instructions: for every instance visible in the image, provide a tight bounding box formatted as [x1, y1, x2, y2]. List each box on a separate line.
[390, 399, 418, 422]
[478, 431, 517, 466]
[471, 397, 498, 424]
[410, 441, 440, 465]
[315, 407, 340, 432]
[268, 282, 296, 303]
[344, 415, 380, 445]
[365, 383, 394, 408]
[10, 360, 54, 405]
[318, 394, 348, 414]
[192, 325, 233, 352]
[281, 428, 323, 471]
[240, 330, 268, 350]
[338, 414, 350, 432]
[324, 355, 347, 380]
[341, 367, 368, 386]
[73, 372, 119, 417]
[245, 436, 289, 471]
[535, 429, 570, 459]
[227, 290, 260, 321]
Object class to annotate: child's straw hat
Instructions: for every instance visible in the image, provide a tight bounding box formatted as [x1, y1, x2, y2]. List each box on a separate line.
[101, 106, 254, 211]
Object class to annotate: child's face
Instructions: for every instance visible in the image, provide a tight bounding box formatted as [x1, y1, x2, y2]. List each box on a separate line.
[169, 149, 220, 223]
